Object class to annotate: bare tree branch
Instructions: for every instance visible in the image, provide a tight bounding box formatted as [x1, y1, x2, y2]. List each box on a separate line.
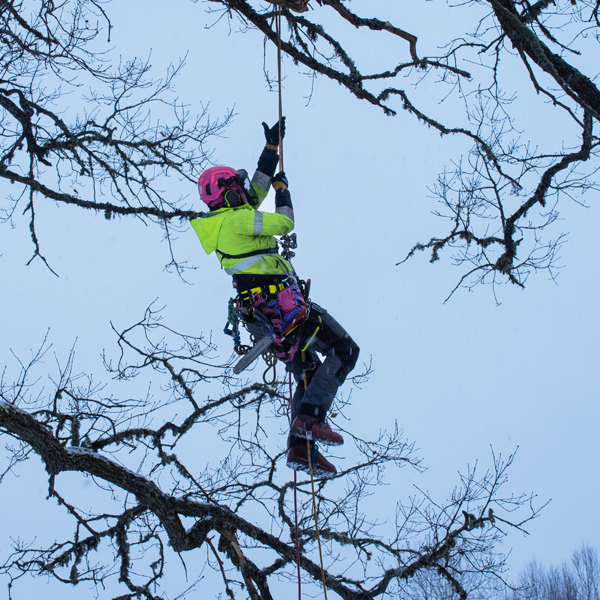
[0, 312, 541, 599]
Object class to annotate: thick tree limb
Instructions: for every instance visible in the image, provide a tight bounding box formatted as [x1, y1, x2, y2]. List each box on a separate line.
[0, 316, 540, 599]
[488, 0, 600, 121]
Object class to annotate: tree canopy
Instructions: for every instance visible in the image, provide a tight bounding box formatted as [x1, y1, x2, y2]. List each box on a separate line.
[0, 0, 228, 272]
[2, 0, 598, 290]
[206, 0, 600, 294]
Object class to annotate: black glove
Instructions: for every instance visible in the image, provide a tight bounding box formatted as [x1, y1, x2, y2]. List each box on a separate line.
[262, 117, 286, 146]
[271, 171, 288, 190]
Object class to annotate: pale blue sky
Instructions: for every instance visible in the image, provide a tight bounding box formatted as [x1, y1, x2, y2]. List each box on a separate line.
[1, 1, 599, 594]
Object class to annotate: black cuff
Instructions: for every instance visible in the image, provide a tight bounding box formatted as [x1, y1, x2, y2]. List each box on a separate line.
[257, 146, 279, 179]
[275, 188, 293, 209]
[298, 403, 326, 420]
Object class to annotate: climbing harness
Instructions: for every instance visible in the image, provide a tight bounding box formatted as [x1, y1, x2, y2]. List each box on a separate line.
[251, 284, 307, 359]
[217, 246, 279, 262]
[228, 276, 309, 372]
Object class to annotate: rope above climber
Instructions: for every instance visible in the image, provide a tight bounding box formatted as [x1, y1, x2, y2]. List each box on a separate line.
[190, 118, 359, 478]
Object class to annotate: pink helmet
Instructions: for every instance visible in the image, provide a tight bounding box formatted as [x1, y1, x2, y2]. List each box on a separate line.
[198, 166, 246, 207]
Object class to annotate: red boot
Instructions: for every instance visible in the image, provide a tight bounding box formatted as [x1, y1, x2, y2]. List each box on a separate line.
[286, 444, 337, 479]
[290, 414, 344, 446]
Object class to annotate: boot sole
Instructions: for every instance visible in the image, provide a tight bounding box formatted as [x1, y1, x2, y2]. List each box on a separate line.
[286, 457, 336, 479]
[289, 426, 344, 447]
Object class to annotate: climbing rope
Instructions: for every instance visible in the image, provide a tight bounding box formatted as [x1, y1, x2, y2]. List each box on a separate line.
[289, 373, 302, 600]
[275, 12, 326, 597]
[307, 436, 329, 600]
[301, 348, 329, 600]
[276, 5, 284, 170]
[288, 349, 329, 600]
[228, 6, 285, 382]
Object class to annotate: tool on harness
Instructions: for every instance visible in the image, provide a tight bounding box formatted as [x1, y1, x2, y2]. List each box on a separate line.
[302, 277, 311, 303]
[224, 297, 241, 346]
[280, 233, 297, 261]
[233, 335, 273, 374]
[262, 350, 278, 384]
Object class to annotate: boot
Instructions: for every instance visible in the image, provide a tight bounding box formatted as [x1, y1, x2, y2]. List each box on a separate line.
[286, 443, 337, 479]
[290, 414, 344, 446]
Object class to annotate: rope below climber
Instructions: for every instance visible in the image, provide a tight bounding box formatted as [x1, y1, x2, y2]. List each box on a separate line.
[190, 118, 359, 478]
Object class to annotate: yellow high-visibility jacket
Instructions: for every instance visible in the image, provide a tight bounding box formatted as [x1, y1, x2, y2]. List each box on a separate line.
[191, 152, 294, 282]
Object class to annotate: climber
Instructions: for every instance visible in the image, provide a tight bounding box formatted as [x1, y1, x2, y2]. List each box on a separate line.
[190, 118, 359, 478]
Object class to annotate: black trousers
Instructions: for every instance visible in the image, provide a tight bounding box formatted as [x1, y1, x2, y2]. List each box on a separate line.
[245, 300, 359, 440]
[285, 303, 359, 448]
